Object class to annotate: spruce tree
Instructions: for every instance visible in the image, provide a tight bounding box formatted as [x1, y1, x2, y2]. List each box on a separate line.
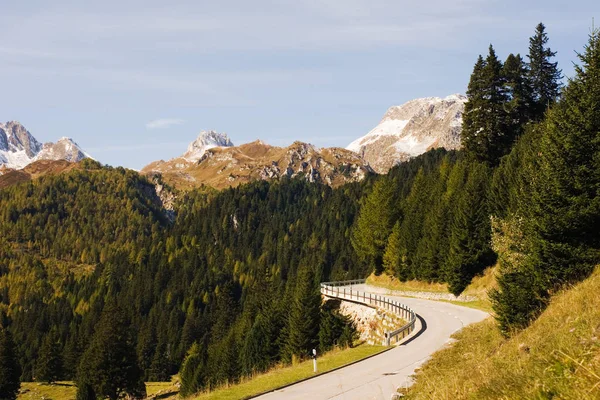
[445, 162, 495, 295]
[503, 53, 534, 140]
[240, 313, 273, 376]
[462, 46, 509, 165]
[35, 331, 63, 384]
[179, 342, 206, 397]
[351, 178, 399, 273]
[462, 55, 488, 160]
[382, 222, 404, 278]
[0, 329, 21, 400]
[527, 22, 562, 120]
[76, 304, 145, 400]
[285, 267, 321, 362]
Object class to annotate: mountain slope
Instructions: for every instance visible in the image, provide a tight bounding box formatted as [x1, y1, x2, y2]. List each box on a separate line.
[404, 267, 600, 399]
[142, 134, 373, 189]
[347, 94, 466, 173]
[0, 159, 81, 189]
[0, 121, 90, 169]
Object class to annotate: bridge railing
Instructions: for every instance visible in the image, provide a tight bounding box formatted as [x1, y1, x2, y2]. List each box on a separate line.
[320, 280, 417, 346]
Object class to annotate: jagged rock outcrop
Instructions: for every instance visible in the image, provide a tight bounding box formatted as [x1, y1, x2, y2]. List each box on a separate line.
[347, 94, 466, 173]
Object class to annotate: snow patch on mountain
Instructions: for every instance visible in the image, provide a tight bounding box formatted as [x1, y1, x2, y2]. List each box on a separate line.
[0, 121, 91, 169]
[346, 94, 466, 173]
[182, 130, 234, 162]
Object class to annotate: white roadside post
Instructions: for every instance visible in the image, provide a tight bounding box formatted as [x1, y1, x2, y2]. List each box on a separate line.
[312, 348, 317, 373]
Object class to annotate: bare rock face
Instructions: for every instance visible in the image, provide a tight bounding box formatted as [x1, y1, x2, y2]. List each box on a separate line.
[0, 121, 90, 169]
[36, 137, 88, 163]
[142, 138, 373, 190]
[347, 94, 466, 173]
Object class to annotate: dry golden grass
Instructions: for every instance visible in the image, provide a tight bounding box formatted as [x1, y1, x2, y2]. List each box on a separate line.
[366, 273, 450, 293]
[404, 267, 600, 399]
[18, 380, 180, 400]
[366, 266, 497, 312]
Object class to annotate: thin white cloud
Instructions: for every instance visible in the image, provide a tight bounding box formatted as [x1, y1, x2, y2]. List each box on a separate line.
[145, 118, 185, 129]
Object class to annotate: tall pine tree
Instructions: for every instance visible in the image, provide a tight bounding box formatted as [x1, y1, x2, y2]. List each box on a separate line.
[284, 267, 321, 363]
[503, 53, 534, 141]
[35, 331, 63, 384]
[445, 162, 495, 295]
[76, 304, 145, 400]
[462, 46, 509, 166]
[351, 178, 399, 273]
[527, 22, 562, 120]
[0, 328, 21, 400]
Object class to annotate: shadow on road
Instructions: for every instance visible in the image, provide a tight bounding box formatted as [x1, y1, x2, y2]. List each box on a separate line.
[399, 314, 427, 346]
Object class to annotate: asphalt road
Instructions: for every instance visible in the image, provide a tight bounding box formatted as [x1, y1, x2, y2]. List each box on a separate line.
[256, 284, 488, 400]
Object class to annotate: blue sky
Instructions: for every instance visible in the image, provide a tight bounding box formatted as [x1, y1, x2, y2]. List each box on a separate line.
[1, 1, 597, 169]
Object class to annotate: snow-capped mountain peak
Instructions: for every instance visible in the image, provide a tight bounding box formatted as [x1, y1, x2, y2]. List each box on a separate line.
[346, 94, 466, 173]
[0, 121, 91, 169]
[182, 130, 234, 162]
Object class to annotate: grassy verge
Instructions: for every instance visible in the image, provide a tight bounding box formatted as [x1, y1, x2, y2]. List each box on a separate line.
[16, 346, 386, 400]
[19, 382, 76, 400]
[193, 344, 388, 400]
[403, 267, 600, 399]
[366, 273, 449, 293]
[439, 299, 492, 312]
[366, 266, 497, 312]
[18, 380, 180, 400]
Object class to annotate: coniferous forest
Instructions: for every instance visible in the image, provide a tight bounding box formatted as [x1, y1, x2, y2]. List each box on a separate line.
[1, 23, 599, 400]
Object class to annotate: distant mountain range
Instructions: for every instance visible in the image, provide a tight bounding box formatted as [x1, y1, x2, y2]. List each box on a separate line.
[0, 121, 90, 170]
[1, 94, 465, 189]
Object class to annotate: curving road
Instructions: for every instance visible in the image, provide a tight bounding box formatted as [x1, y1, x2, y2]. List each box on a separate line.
[256, 284, 488, 400]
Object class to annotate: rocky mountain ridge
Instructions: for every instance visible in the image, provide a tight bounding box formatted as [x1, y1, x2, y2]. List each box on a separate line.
[142, 132, 373, 189]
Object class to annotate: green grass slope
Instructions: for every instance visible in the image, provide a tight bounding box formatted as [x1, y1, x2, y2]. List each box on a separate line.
[404, 268, 600, 399]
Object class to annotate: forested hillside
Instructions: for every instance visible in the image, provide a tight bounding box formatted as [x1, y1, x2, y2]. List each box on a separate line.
[0, 158, 371, 398]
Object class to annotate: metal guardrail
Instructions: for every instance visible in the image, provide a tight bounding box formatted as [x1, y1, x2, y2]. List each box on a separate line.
[320, 279, 417, 346]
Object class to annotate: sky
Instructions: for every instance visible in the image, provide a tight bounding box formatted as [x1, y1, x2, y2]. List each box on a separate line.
[1, 1, 598, 169]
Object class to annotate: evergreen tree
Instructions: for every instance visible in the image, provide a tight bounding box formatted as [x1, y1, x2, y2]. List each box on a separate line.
[148, 341, 171, 382]
[445, 162, 495, 295]
[240, 313, 274, 376]
[285, 268, 321, 362]
[179, 342, 206, 398]
[0, 329, 21, 400]
[76, 304, 145, 400]
[318, 300, 356, 352]
[527, 22, 562, 120]
[503, 53, 534, 139]
[351, 178, 399, 273]
[462, 46, 509, 165]
[382, 222, 403, 278]
[35, 331, 63, 383]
